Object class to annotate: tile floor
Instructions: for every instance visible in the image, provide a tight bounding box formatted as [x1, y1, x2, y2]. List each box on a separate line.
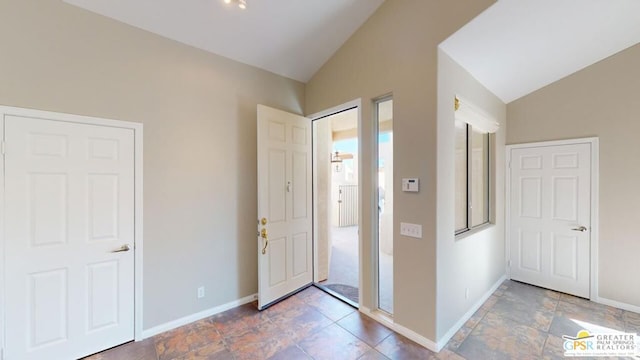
[85, 280, 640, 360]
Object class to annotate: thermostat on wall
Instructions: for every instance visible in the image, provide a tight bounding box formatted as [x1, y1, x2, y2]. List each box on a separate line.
[402, 178, 419, 192]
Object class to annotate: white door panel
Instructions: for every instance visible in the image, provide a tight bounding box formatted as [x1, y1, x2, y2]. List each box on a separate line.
[509, 143, 591, 298]
[292, 232, 309, 277]
[28, 268, 68, 349]
[268, 149, 287, 223]
[4, 115, 135, 360]
[518, 230, 541, 272]
[257, 105, 312, 309]
[292, 151, 308, 219]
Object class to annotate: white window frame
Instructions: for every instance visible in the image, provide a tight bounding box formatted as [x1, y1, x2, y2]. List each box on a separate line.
[455, 123, 491, 235]
[454, 95, 497, 235]
[373, 95, 393, 315]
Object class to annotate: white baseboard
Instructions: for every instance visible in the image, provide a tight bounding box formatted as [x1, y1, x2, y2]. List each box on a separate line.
[141, 293, 258, 339]
[594, 296, 640, 314]
[359, 306, 439, 352]
[436, 274, 508, 350]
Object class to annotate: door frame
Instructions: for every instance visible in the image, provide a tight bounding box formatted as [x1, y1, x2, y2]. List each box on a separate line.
[0, 105, 144, 353]
[505, 137, 599, 300]
[307, 98, 363, 306]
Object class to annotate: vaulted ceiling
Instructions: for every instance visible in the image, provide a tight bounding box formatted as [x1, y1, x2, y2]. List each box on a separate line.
[64, 0, 640, 103]
[440, 0, 640, 103]
[63, 0, 385, 83]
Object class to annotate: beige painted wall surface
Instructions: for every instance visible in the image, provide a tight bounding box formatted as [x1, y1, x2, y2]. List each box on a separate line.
[436, 50, 506, 339]
[306, 0, 496, 340]
[0, 0, 304, 329]
[507, 43, 640, 308]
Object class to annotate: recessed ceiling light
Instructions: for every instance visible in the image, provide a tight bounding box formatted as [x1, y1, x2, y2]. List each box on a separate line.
[223, 0, 247, 10]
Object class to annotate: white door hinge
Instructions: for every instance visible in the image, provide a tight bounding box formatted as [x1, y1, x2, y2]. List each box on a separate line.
[507, 260, 511, 267]
[1, 140, 5, 155]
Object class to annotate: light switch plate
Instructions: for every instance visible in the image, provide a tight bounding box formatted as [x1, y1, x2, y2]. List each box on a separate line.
[400, 222, 422, 238]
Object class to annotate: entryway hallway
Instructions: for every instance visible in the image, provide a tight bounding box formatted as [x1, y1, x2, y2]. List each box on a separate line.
[86, 280, 640, 359]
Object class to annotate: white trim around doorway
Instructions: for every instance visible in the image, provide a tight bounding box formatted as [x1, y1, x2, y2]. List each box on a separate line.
[505, 137, 599, 301]
[0, 105, 144, 349]
[307, 99, 363, 308]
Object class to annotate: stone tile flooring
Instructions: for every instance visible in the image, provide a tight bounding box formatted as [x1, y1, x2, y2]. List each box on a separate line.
[85, 280, 640, 359]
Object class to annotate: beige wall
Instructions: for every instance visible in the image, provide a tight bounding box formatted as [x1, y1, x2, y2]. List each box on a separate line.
[507, 43, 640, 308]
[436, 50, 506, 339]
[0, 0, 304, 329]
[306, 0, 495, 340]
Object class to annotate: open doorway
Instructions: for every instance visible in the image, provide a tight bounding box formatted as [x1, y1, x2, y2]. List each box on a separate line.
[313, 107, 359, 306]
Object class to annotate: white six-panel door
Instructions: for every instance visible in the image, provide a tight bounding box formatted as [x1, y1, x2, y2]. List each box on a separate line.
[257, 105, 312, 309]
[509, 142, 592, 298]
[4, 115, 135, 360]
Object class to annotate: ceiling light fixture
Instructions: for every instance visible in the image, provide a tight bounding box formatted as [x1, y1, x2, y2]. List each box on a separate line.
[223, 0, 247, 10]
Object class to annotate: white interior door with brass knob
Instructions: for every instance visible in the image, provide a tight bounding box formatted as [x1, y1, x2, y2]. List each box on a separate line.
[257, 105, 312, 309]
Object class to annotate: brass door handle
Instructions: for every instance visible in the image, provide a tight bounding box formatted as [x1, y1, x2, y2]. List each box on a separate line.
[261, 228, 268, 254]
[112, 244, 131, 253]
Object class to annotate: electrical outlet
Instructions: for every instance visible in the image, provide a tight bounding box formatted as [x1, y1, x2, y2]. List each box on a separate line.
[197, 286, 205, 299]
[400, 222, 422, 238]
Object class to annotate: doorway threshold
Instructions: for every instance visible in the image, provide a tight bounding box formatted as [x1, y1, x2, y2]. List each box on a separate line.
[313, 283, 359, 309]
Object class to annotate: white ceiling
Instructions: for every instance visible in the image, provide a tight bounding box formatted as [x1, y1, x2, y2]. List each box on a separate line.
[64, 0, 640, 103]
[63, 0, 384, 83]
[440, 0, 640, 103]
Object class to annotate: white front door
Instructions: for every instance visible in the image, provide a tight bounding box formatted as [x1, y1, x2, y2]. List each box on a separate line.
[4, 115, 135, 359]
[508, 142, 592, 298]
[257, 105, 312, 309]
